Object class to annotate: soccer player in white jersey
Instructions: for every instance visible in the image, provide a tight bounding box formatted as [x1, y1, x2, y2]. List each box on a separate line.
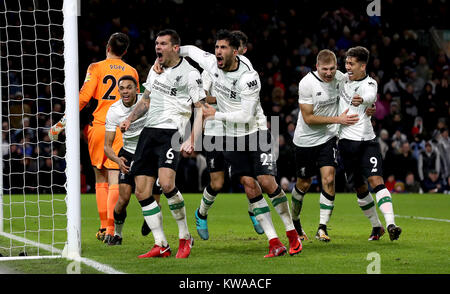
[181, 30, 303, 257]
[194, 31, 264, 240]
[103, 75, 162, 245]
[120, 29, 206, 258]
[291, 49, 360, 242]
[338, 46, 402, 241]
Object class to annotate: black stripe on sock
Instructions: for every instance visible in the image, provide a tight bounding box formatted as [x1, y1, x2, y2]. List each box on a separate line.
[139, 195, 155, 207]
[356, 190, 370, 199]
[164, 187, 179, 198]
[268, 185, 282, 198]
[321, 190, 335, 201]
[114, 209, 127, 222]
[373, 184, 386, 194]
[249, 194, 264, 204]
[206, 184, 219, 196]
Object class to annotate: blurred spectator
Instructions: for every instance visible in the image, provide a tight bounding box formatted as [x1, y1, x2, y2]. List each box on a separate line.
[393, 181, 405, 193]
[390, 129, 408, 154]
[418, 141, 441, 182]
[404, 172, 423, 193]
[410, 133, 426, 160]
[422, 170, 445, 193]
[391, 141, 419, 182]
[377, 129, 390, 160]
[437, 128, 450, 179]
[385, 174, 397, 192]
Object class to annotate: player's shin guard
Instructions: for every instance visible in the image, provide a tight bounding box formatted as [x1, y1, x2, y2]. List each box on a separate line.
[165, 187, 190, 240]
[250, 195, 278, 240]
[199, 185, 218, 217]
[357, 191, 382, 227]
[140, 196, 168, 247]
[113, 209, 126, 238]
[319, 191, 335, 225]
[268, 186, 295, 231]
[291, 185, 305, 221]
[95, 182, 109, 229]
[374, 185, 396, 227]
[106, 184, 119, 236]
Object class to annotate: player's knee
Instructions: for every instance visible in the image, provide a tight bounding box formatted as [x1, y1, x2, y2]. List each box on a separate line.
[368, 176, 384, 188]
[257, 175, 277, 193]
[209, 179, 223, 192]
[159, 182, 175, 194]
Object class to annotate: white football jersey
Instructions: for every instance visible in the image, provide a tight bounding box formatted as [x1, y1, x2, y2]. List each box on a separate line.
[180, 46, 265, 137]
[338, 74, 378, 141]
[202, 70, 224, 137]
[105, 94, 147, 154]
[143, 57, 205, 135]
[293, 70, 344, 147]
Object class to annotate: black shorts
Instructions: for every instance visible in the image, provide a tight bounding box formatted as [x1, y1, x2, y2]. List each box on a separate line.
[204, 135, 226, 173]
[294, 137, 338, 179]
[223, 130, 277, 179]
[338, 138, 383, 187]
[118, 148, 163, 195]
[130, 127, 181, 177]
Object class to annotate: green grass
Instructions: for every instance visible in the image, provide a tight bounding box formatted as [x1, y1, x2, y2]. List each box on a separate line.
[1, 192, 449, 274]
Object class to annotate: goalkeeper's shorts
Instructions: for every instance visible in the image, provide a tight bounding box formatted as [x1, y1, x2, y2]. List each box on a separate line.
[87, 123, 123, 170]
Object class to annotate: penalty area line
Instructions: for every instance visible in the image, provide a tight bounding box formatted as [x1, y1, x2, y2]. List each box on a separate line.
[0, 232, 125, 274]
[395, 215, 450, 223]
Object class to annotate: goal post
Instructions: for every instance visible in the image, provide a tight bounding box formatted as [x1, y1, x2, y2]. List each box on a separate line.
[0, 0, 81, 260]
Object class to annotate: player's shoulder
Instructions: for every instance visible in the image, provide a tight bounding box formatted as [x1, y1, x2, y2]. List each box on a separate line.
[238, 55, 253, 71]
[335, 70, 346, 81]
[361, 75, 378, 89]
[299, 71, 317, 86]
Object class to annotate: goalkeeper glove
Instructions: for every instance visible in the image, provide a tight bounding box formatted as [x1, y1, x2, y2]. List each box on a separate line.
[49, 115, 66, 141]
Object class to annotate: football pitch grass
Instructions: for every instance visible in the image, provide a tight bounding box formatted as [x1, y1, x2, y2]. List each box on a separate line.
[1, 192, 449, 274]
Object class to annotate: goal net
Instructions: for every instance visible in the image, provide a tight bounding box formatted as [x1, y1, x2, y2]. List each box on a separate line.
[0, 0, 80, 260]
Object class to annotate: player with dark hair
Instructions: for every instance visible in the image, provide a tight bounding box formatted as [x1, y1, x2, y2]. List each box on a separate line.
[49, 32, 139, 243]
[338, 46, 402, 241]
[180, 29, 303, 257]
[120, 29, 205, 258]
[193, 30, 264, 240]
[103, 75, 162, 245]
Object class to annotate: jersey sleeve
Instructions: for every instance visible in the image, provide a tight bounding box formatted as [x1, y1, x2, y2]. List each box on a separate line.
[201, 70, 213, 93]
[179, 45, 217, 73]
[238, 71, 260, 102]
[142, 66, 156, 92]
[78, 63, 99, 111]
[187, 70, 206, 104]
[298, 75, 313, 104]
[104, 107, 117, 132]
[360, 80, 378, 106]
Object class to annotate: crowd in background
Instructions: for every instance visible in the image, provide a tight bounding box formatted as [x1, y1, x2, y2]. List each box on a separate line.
[2, 0, 449, 194]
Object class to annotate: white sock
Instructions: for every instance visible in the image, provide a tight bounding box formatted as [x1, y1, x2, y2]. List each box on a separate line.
[375, 186, 396, 227]
[319, 191, 335, 225]
[269, 187, 295, 231]
[199, 186, 217, 216]
[167, 190, 190, 240]
[357, 192, 382, 227]
[141, 198, 168, 247]
[250, 196, 278, 240]
[291, 186, 305, 221]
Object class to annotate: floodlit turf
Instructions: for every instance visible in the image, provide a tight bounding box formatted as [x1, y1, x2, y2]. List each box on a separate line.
[1, 192, 449, 274]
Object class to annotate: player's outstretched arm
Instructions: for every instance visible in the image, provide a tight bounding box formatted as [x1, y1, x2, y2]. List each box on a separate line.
[48, 115, 66, 141]
[300, 104, 359, 126]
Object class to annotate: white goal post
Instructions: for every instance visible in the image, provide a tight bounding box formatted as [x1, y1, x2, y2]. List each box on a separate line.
[0, 0, 80, 260]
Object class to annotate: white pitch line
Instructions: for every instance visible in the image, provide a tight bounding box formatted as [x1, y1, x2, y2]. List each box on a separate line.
[0, 232, 125, 274]
[395, 215, 450, 223]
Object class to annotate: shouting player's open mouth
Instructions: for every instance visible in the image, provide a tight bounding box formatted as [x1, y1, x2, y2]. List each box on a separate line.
[216, 55, 224, 67]
[156, 52, 163, 63]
